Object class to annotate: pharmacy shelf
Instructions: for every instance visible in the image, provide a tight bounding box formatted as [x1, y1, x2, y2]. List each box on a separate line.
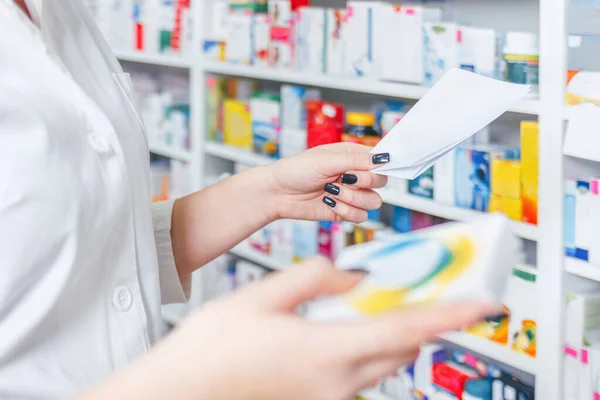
[116, 52, 192, 68]
[203, 62, 540, 116]
[565, 258, 600, 282]
[150, 144, 194, 162]
[229, 242, 290, 271]
[205, 142, 274, 166]
[439, 332, 537, 375]
[380, 190, 539, 241]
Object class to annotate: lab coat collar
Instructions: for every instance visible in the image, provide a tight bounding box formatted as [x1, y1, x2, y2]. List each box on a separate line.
[23, 0, 41, 27]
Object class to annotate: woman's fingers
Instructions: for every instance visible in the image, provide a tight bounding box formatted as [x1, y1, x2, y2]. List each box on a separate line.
[322, 196, 369, 223]
[339, 172, 388, 190]
[327, 302, 497, 363]
[324, 184, 383, 211]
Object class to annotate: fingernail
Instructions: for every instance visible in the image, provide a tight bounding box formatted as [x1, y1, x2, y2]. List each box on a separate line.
[484, 313, 509, 323]
[341, 174, 358, 185]
[346, 268, 370, 275]
[372, 153, 390, 165]
[323, 196, 337, 208]
[324, 183, 340, 196]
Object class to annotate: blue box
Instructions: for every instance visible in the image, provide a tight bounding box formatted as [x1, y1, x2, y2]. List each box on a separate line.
[392, 206, 412, 233]
[454, 145, 516, 212]
[409, 166, 434, 199]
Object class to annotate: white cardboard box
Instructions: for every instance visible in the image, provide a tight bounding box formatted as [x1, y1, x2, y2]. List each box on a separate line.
[296, 7, 326, 73]
[378, 5, 442, 84]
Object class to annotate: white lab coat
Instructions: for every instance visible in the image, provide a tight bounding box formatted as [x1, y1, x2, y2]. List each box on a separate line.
[0, 0, 190, 398]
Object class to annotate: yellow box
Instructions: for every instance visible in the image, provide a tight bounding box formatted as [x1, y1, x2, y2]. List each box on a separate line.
[223, 99, 252, 148]
[491, 159, 521, 199]
[521, 186, 538, 225]
[490, 195, 523, 221]
[520, 121, 539, 189]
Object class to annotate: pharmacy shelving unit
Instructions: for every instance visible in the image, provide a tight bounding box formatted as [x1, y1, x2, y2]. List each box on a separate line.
[111, 0, 584, 397]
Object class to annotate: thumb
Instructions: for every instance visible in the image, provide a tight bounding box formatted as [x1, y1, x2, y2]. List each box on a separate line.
[246, 257, 364, 312]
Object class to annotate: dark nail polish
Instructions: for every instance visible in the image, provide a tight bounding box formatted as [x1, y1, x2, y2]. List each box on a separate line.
[341, 174, 358, 185]
[372, 153, 391, 165]
[484, 313, 509, 323]
[346, 268, 370, 275]
[324, 183, 340, 196]
[323, 196, 336, 208]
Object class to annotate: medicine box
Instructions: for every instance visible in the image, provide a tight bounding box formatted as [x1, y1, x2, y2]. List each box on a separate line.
[455, 145, 513, 212]
[268, 0, 292, 27]
[296, 7, 326, 73]
[325, 9, 347, 76]
[424, 23, 460, 86]
[491, 159, 521, 199]
[206, 76, 228, 142]
[378, 5, 442, 84]
[229, 0, 268, 12]
[236, 260, 267, 286]
[490, 195, 523, 221]
[225, 11, 253, 64]
[223, 99, 252, 148]
[434, 149, 456, 205]
[281, 84, 321, 130]
[568, 35, 600, 72]
[203, 41, 226, 62]
[252, 14, 270, 67]
[344, 2, 379, 78]
[458, 26, 498, 78]
[250, 93, 281, 158]
[507, 267, 537, 358]
[589, 179, 600, 265]
[408, 166, 434, 199]
[269, 219, 294, 265]
[268, 0, 294, 68]
[568, 0, 600, 35]
[521, 121, 539, 224]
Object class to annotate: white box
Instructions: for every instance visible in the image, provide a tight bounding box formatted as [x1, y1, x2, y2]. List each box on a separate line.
[458, 26, 497, 78]
[378, 5, 442, 84]
[344, 2, 379, 78]
[225, 12, 253, 64]
[268, 0, 292, 27]
[296, 7, 326, 73]
[306, 216, 518, 321]
[424, 22, 460, 86]
[269, 220, 294, 265]
[325, 9, 347, 75]
[206, 0, 228, 41]
[589, 178, 600, 265]
[281, 84, 320, 130]
[434, 148, 456, 205]
[575, 180, 593, 260]
[236, 260, 267, 286]
[564, 292, 600, 400]
[252, 14, 270, 66]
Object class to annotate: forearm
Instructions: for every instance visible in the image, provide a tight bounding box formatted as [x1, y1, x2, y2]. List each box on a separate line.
[171, 165, 278, 278]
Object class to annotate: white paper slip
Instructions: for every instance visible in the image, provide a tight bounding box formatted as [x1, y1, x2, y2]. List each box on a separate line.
[564, 103, 600, 162]
[371, 68, 531, 179]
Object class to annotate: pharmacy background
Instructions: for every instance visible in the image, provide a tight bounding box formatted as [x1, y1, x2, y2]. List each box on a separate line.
[84, 0, 600, 399]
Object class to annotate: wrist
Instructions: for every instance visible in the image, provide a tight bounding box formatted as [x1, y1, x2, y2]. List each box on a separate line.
[242, 164, 283, 222]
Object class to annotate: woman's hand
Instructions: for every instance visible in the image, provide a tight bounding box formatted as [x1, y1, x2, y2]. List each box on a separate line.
[268, 143, 390, 223]
[83, 258, 496, 400]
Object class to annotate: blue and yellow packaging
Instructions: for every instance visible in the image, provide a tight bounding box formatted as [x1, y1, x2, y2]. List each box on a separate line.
[305, 216, 518, 321]
[250, 92, 281, 158]
[455, 145, 517, 212]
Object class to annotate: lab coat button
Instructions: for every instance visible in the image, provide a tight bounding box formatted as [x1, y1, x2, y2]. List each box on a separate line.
[88, 133, 112, 154]
[113, 287, 133, 312]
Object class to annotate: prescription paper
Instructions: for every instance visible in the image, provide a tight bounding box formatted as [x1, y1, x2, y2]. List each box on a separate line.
[372, 68, 531, 179]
